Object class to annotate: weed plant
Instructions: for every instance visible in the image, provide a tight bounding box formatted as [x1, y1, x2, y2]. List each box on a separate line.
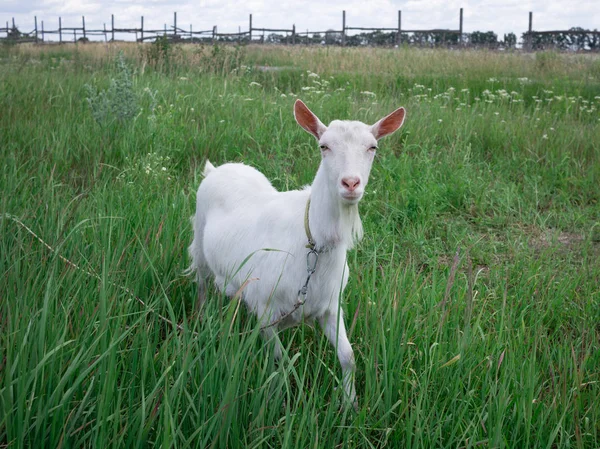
[85, 52, 138, 127]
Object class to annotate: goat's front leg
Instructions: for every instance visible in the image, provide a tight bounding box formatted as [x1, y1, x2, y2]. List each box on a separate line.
[261, 325, 283, 361]
[319, 310, 357, 410]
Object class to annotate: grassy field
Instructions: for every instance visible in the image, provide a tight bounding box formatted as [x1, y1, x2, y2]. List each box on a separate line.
[0, 42, 599, 448]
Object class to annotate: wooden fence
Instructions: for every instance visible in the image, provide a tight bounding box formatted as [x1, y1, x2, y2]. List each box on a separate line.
[0, 10, 597, 50]
[0, 9, 462, 45]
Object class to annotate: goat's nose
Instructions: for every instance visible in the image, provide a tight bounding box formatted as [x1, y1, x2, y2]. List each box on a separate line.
[341, 176, 361, 192]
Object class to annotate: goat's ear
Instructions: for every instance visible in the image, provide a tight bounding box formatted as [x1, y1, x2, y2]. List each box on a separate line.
[371, 107, 406, 140]
[294, 99, 327, 140]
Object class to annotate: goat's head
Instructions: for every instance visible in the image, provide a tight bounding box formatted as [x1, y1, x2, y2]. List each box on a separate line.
[294, 99, 406, 205]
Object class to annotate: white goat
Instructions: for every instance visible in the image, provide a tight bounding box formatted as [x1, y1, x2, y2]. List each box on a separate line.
[188, 100, 405, 408]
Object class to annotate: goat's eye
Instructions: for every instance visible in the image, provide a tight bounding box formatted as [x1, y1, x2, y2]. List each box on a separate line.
[368, 146, 378, 152]
[320, 145, 330, 151]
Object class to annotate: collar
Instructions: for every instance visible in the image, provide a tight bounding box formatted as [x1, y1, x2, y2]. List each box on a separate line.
[304, 197, 317, 251]
[304, 197, 335, 253]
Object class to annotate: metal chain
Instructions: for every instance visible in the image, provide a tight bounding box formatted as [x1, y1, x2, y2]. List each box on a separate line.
[260, 247, 320, 330]
[297, 248, 319, 302]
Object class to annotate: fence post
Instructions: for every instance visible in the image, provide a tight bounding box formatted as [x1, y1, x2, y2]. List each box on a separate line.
[190, 24, 192, 41]
[397, 10, 401, 45]
[111, 14, 115, 41]
[34, 16, 38, 43]
[59, 17, 62, 43]
[41, 20, 44, 42]
[292, 24, 296, 44]
[213, 25, 216, 42]
[342, 10, 346, 46]
[82, 16, 86, 40]
[529, 12, 533, 33]
[459, 8, 463, 46]
[527, 11, 533, 50]
[103, 23, 107, 43]
[174, 11, 177, 36]
[249, 14, 252, 42]
[141, 16, 144, 42]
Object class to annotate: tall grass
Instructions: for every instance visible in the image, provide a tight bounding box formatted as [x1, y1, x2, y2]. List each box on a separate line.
[1, 43, 599, 448]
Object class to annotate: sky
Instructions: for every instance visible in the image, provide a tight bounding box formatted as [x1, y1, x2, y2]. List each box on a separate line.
[2, 0, 599, 42]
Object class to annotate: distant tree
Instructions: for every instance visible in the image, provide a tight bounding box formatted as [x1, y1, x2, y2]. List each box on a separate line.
[567, 27, 587, 51]
[502, 33, 517, 48]
[470, 31, 498, 47]
[324, 29, 342, 45]
[266, 33, 284, 44]
[587, 30, 599, 50]
[408, 31, 447, 47]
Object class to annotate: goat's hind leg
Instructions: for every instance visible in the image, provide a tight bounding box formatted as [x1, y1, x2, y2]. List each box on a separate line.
[188, 216, 211, 310]
[195, 272, 211, 309]
[191, 259, 211, 310]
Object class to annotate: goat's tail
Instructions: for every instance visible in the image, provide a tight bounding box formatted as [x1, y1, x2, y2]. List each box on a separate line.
[202, 160, 217, 177]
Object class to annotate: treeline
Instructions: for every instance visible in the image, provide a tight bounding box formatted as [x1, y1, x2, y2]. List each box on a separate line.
[246, 29, 598, 51]
[228, 30, 518, 49]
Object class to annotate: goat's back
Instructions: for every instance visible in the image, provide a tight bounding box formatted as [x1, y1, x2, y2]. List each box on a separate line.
[197, 162, 277, 215]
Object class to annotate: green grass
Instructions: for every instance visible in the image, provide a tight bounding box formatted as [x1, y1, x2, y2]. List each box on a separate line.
[1, 43, 599, 448]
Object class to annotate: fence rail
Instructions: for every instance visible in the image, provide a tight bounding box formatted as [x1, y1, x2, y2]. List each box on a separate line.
[1, 10, 598, 50]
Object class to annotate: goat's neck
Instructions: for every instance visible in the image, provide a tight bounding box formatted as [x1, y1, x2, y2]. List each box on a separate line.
[308, 165, 364, 251]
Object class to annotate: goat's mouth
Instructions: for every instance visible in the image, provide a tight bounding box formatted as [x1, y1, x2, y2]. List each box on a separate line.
[340, 191, 363, 204]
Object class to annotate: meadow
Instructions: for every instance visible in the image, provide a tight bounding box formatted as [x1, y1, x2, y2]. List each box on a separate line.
[0, 42, 599, 448]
